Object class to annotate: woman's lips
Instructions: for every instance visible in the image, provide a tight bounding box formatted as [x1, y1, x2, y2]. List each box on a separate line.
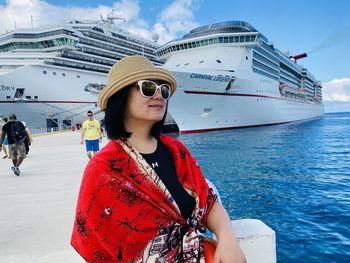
[149, 104, 163, 109]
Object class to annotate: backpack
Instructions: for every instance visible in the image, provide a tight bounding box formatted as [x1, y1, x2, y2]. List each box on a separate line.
[10, 121, 27, 144]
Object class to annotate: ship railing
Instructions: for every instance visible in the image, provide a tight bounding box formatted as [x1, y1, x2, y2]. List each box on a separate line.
[29, 126, 70, 136]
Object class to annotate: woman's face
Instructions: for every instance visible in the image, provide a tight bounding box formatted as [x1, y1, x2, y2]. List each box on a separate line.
[125, 80, 169, 125]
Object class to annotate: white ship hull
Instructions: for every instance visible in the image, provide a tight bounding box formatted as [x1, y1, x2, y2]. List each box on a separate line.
[0, 64, 103, 129]
[167, 69, 324, 133]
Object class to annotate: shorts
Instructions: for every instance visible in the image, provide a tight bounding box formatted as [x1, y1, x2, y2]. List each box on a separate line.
[3, 136, 8, 145]
[8, 143, 26, 159]
[85, 139, 99, 152]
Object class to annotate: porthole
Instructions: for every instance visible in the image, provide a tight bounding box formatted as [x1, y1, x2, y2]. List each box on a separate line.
[216, 59, 221, 63]
[43, 71, 47, 75]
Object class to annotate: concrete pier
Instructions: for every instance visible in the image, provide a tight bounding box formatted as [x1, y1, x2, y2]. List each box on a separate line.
[0, 132, 88, 263]
[0, 132, 276, 262]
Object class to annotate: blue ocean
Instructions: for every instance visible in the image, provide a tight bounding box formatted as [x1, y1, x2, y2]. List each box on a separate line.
[177, 112, 350, 263]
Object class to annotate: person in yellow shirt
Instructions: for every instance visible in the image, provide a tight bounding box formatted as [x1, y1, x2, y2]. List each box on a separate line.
[80, 111, 102, 159]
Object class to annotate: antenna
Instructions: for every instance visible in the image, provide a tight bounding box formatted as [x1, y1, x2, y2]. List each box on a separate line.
[104, 9, 125, 24]
[14, 17, 17, 30]
[31, 15, 34, 29]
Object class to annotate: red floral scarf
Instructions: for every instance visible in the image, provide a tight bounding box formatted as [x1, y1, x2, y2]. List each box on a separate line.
[71, 135, 217, 262]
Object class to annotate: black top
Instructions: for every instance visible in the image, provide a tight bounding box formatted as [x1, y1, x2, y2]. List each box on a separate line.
[2, 121, 26, 144]
[141, 140, 195, 219]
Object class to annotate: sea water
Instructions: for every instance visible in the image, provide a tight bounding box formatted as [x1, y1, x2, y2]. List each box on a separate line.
[178, 112, 350, 263]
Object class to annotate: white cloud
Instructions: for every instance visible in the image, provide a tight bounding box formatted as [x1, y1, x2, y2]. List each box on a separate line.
[0, 0, 110, 31]
[155, 0, 201, 43]
[0, 0, 201, 44]
[322, 78, 350, 102]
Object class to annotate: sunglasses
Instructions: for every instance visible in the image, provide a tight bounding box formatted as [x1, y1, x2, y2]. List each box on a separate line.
[137, 80, 171, 100]
[87, 114, 93, 117]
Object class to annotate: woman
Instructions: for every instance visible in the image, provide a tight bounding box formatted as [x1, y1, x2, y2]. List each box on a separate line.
[71, 56, 246, 263]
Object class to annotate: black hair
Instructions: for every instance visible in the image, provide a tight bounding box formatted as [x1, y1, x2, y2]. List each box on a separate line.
[3, 117, 8, 122]
[103, 86, 166, 139]
[87, 110, 93, 114]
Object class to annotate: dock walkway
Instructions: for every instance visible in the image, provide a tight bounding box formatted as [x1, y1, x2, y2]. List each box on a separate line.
[0, 131, 98, 263]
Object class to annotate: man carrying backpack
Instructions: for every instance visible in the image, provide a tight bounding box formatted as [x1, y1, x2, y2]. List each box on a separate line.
[0, 113, 31, 176]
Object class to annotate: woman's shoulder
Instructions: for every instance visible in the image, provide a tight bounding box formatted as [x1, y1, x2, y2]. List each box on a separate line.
[160, 134, 190, 153]
[83, 140, 127, 178]
[90, 140, 124, 163]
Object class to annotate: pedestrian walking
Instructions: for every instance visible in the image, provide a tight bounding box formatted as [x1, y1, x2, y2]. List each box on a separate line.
[80, 111, 102, 159]
[0, 113, 31, 176]
[1, 117, 9, 158]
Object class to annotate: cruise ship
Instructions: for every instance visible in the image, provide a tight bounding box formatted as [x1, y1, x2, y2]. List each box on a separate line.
[0, 14, 163, 129]
[156, 21, 324, 133]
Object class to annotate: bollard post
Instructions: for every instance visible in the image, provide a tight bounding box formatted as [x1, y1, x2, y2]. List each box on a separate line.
[231, 219, 276, 263]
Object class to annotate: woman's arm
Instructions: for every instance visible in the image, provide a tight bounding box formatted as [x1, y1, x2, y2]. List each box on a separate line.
[206, 202, 246, 263]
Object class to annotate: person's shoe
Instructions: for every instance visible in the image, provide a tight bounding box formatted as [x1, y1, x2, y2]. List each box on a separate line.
[2, 156, 8, 159]
[11, 166, 20, 176]
[16, 167, 21, 176]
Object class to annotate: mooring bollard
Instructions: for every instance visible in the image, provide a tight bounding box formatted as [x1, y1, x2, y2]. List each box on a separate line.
[231, 219, 276, 263]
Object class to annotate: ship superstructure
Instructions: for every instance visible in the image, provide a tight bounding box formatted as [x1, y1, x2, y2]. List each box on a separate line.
[0, 15, 162, 129]
[156, 21, 323, 133]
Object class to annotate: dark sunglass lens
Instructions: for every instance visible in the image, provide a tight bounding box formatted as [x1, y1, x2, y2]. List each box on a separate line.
[88, 115, 92, 117]
[161, 85, 171, 99]
[141, 81, 157, 97]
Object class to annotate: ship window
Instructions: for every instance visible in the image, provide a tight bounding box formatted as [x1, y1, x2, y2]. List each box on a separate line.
[53, 72, 57, 76]
[246, 56, 248, 60]
[92, 27, 104, 33]
[14, 88, 25, 98]
[34, 96, 38, 99]
[199, 61, 204, 64]
[25, 96, 31, 99]
[43, 70, 47, 75]
[216, 59, 222, 63]
[204, 108, 213, 113]
[6, 96, 11, 99]
[176, 64, 180, 67]
[77, 75, 80, 78]
[62, 73, 66, 77]
[185, 63, 189, 66]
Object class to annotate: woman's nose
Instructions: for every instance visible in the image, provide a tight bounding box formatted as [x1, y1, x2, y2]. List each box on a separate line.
[152, 88, 163, 99]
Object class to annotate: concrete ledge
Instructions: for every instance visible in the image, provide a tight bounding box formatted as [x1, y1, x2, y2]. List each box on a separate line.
[232, 219, 276, 263]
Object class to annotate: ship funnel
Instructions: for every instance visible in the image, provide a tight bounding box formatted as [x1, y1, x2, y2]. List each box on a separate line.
[289, 53, 308, 61]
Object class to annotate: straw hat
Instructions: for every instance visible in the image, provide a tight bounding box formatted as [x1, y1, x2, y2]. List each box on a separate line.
[98, 56, 177, 110]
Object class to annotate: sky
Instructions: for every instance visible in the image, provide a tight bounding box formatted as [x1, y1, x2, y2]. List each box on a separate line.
[0, 0, 349, 112]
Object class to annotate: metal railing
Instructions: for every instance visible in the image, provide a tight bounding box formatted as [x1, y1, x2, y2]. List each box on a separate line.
[29, 126, 70, 136]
